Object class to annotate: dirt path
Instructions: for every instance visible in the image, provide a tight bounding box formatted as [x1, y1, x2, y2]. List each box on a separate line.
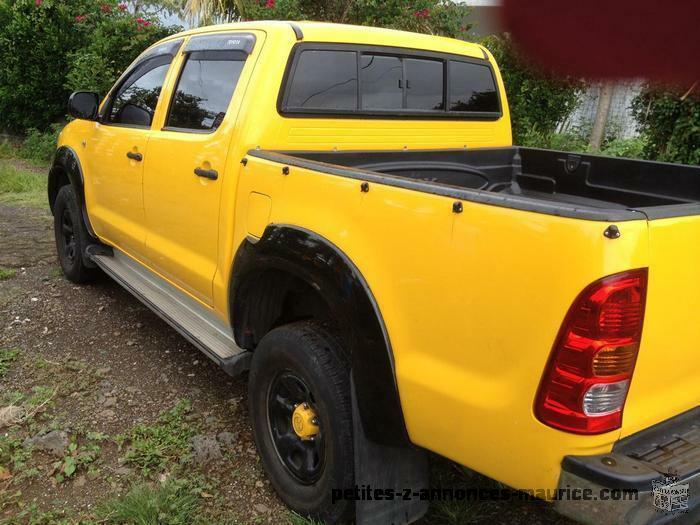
[0, 202, 571, 525]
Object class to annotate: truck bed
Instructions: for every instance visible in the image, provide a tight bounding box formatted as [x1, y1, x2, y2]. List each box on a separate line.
[255, 147, 700, 221]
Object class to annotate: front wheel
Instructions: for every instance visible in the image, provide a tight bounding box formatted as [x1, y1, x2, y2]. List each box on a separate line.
[53, 185, 96, 284]
[248, 321, 354, 524]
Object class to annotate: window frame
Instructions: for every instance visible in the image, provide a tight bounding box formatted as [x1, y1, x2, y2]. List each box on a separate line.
[278, 42, 503, 121]
[99, 39, 183, 129]
[161, 32, 256, 135]
[162, 49, 248, 134]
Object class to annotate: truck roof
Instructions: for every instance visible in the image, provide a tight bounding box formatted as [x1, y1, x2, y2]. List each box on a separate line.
[166, 20, 487, 60]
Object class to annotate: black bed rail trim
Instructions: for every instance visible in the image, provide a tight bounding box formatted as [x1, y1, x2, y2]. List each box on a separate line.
[246, 149, 646, 222]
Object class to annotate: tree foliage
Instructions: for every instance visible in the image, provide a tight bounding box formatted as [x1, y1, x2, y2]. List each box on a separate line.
[186, 0, 471, 38]
[0, 0, 176, 133]
[631, 85, 700, 165]
[481, 34, 584, 144]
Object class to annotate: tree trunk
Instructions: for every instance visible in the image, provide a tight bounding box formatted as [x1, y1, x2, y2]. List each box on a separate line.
[589, 83, 614, 151]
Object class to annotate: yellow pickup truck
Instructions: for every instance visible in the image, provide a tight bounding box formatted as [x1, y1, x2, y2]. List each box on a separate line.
[49, 21, 699, 525]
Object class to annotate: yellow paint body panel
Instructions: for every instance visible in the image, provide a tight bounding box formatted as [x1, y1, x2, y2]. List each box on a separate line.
[57, 21, 700, 496]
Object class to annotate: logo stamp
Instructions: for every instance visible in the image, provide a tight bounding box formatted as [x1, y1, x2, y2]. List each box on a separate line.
[652, 471, 689, 515]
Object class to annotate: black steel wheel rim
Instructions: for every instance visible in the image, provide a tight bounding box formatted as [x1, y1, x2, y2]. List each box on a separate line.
[266, 371, 324, 484]
[60, 208, 77, 266]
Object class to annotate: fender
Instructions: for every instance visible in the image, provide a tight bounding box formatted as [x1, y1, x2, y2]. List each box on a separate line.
[230, 225, 410, 446]
[49, 146, 98, 242]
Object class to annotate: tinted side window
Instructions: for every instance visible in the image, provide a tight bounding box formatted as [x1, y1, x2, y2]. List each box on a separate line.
[166, 51, 244, 131]
[449, 61, 499, 113]
[405, 58, 443, 110]
[108, 57, 171, 127]
[361, 55, 402, 110]
[287, 50, 357, 110]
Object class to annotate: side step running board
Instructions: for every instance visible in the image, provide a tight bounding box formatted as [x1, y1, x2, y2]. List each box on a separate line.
[88, 247, 251, 376]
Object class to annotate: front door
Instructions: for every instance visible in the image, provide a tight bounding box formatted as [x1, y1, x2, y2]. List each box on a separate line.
[83, 41, 181, 261]
[143, 34, 252, 305]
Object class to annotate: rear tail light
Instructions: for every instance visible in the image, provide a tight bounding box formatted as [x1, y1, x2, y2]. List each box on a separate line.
[535, 269, 648, 434]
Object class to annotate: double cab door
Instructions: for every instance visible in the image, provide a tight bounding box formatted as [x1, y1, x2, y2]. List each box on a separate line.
[84, 33, 256, 305]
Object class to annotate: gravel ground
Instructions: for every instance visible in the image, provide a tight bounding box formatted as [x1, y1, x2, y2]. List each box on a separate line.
[0, 202, 572, 525]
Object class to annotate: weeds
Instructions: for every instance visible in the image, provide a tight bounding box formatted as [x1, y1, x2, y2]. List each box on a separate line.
[21, 126, 61, 164]
[52, 439, 101, 483]
[0, 349, 20, 378]
[0, 267, 16, 281]
[98, 480, 199, 525]
[289, 512, 325, 525]
[0, 162, 46, 207]
[122, 400, 197, 476]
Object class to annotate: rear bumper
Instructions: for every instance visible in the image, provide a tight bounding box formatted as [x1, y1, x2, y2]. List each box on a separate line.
[555, 407, 700, 525]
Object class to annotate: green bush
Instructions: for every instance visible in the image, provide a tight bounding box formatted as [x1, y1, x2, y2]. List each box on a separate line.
[600, 137, 647, 159]
[481, 34, 584, 144]
[65, 5, 176, 97]
[520, 126, 647, 160]
[0, 0, 177, 133]
[22, 124, 63, 163]
[631, 85, 700, 165]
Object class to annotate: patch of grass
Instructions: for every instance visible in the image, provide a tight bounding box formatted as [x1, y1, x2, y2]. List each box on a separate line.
[0, 435, 32, 479]
[0, 267, 16, 281]
[1, 503, 77, 525]
[0, 161, 46, 207]
[289, 512, 324, 525]
[97, 480, 199, 525]
[122, 400, 197, 476]
[0, 348, 20, 378]
[0, 140, 17, 159]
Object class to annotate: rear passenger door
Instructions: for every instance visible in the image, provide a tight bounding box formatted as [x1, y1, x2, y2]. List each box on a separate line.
[142, 33, 255, 305]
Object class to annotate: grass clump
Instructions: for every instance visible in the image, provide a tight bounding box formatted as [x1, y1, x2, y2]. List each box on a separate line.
[98, 480, 199, 525]
[0, 162, 46, 207]
[122, 400, 197, 476]
[0, 267, 16, 281]
[0, 348, 20, 378]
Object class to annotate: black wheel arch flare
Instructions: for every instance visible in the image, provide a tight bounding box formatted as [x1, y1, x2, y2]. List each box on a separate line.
[230, 225, 410, 446]
[49, 146, 98, 242]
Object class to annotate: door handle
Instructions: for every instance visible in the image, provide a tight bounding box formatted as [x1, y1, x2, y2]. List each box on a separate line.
[126, 151, 143, 161]
[194, 167, 218, 180]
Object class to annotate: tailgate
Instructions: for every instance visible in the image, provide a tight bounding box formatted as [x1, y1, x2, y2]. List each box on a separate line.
[623, 214, 700, 437]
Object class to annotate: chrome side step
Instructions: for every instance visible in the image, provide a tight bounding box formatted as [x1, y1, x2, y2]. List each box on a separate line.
[88, 247, 251, 376]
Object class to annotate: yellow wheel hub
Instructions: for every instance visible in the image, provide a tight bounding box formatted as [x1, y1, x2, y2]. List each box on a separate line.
[292, 403, 319, 440]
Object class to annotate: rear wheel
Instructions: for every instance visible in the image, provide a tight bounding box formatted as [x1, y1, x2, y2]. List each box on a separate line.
[248, 321, 354, 524]
[53, 185, 96, 284]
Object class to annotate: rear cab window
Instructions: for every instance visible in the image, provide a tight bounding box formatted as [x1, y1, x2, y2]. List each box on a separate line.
[279, 44, 501, 119]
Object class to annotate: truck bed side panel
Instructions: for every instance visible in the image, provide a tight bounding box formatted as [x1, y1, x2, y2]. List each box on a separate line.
[242, 154, 650, 493]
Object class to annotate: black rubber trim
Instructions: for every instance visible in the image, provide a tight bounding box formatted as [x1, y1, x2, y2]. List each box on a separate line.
[50, 146, 99, 240]
[246, 149, 645, 222]
[289, 22, 303, 40]
[635, 203, 700, 220]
